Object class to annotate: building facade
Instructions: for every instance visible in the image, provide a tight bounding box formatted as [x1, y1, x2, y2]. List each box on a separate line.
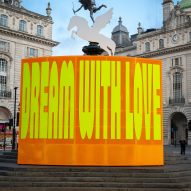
[112, 0, 191, 145]
[0, 0, 58, 136]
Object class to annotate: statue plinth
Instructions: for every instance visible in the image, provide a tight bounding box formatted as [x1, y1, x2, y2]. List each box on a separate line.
[82, 42, 104, 55]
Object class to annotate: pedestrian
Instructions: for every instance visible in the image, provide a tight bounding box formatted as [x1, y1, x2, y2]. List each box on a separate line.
[180, 140, 186, 155]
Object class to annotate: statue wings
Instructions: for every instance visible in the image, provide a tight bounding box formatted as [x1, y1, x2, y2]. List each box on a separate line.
[93, 8, 113, 32]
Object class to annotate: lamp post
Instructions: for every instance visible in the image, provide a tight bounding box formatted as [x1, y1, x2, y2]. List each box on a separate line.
[12, 87, 18, 150]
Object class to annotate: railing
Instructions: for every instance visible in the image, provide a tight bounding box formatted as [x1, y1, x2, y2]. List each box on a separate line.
[169, 97, 185, 105]
[0, 90, 12, 98]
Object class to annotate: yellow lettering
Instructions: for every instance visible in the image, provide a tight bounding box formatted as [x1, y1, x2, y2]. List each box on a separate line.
[95, 61, 101, 139]
[79, 61, 95, 139]
[30, 62, 40, 139]
[134, 63, 143, 140]
[59, 61, 74, 139]
[48, 62, 58, 139]
[142, 64, 152, 140]
[39, 62, 49, 139]
[101, 61, 111, 139]
[21, 63, 30, 139]
[126, 62, 133, 140]
[111, 61, 121, 139]
[153, 64, 161, 140]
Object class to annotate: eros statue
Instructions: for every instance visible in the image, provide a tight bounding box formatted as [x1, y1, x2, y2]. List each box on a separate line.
[73, 0, 107, 23]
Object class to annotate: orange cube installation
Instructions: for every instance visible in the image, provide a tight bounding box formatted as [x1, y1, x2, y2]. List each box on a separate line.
[18, 56, 163, 166]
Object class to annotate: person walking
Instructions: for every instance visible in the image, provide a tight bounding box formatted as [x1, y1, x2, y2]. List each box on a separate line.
[179, 122, 187, 155]
[180, 139, 186, 155]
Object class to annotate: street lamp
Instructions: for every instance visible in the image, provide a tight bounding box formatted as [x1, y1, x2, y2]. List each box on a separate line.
[12, 87, 18, 150]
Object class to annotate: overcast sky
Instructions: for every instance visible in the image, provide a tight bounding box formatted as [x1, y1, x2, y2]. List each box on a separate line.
[22, 0, 178, 55]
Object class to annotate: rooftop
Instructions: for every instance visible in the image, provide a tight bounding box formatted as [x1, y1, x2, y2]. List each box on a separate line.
[180, 0, 191, 10]
[112, 17, 128, 33]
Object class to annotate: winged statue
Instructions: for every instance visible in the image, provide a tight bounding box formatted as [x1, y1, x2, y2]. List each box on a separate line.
[68, 8, 116, 55]
[73, 0, 107, 23]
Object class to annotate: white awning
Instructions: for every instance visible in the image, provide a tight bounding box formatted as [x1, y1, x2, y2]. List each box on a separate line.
[0, 120, 9, 123]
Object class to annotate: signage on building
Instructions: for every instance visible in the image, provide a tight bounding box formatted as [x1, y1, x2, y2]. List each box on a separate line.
[18, 56, 163, 166]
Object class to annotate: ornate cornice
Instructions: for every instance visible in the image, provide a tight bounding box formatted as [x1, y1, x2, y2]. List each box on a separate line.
[135, 23, 191, 41]
[115, 45, 136, 54]
[169, 66, 184, 75]
[0, 26, 59, 47]
[0, 3, 52, 23]
[137, 42, 191, 58]
[0, 51, 13, 61]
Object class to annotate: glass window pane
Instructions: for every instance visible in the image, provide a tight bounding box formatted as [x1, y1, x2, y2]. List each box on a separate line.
[19, 20, 27, 32]
[0, 14, 8, 27]
[0, 76, 7, 91]
[28, 47, 38, 57]
[145, 42, 150, 52]
[175, 58, 179, 66]
[37, 25, 43, 36]
[0, 41, 9, 52]
[159, 39, 164, 49]
[173, 72, 182, 102]
[0, 59, 7, 73]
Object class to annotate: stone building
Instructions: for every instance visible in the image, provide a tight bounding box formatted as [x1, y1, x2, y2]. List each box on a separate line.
[0, 0, 58, 135]
[112, 0, 191, 145]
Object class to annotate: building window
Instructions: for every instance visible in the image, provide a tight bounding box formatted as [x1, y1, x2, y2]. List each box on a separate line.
[145, 42, 150, 52]
[37, 25, 44, 37]
[0, 14, 8, 27]
[175, 58, 179, 66]
[0, 59, 7, 73]
[0, 59, 7, 91]
[159, 39, 164, 49]
[27, 47, 38, 57]
[171, 57, 182, 67]
[0, 76, 7, 91]
[173, 72, 182, 102]
[0, 41, 10, 52]
[19, 20, 27, 32]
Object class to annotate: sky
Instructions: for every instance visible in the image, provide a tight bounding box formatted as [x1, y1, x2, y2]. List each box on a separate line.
[22, 0, 179, 56]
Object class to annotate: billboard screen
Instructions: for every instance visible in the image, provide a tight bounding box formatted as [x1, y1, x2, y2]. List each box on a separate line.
[18, 56, 163, 166]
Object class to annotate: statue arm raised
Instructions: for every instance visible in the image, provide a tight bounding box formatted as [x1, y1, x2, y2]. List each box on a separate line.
[73, 5, 83, 14]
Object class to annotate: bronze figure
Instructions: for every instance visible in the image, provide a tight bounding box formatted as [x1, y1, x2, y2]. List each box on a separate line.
[73, 0, 107, 23]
